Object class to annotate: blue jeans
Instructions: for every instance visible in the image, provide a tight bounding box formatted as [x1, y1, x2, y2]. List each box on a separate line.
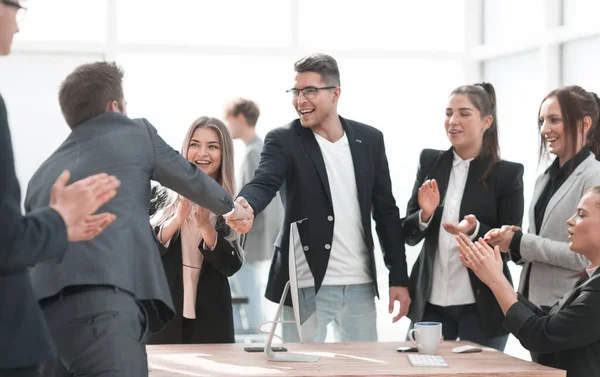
[282, 283, 377, 342]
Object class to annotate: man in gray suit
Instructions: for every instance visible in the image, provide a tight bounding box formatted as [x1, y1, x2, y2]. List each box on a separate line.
[224, 99, 283, 333]
[2, 4, 120, 377]
[25, 62, 252, 377]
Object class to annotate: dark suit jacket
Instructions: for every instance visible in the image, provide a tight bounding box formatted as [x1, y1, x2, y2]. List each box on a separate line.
[403, 148, 524, 338]
[147, 189, 243, 344]
[238, 116, 407, 304]
[505, 269, 600, 377]
[25, 112, 235, 333]
[0, 94, 68, 368]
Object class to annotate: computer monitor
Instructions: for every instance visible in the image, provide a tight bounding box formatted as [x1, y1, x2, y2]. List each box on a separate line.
[263, 219, 320, 362]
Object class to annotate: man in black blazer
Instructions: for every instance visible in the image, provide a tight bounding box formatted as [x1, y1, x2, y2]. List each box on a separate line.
[229, 53, 410, 342]
[1, 2, 120, 375]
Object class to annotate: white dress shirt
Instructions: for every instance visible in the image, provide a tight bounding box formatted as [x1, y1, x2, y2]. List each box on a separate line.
[419, 151, 480, 307]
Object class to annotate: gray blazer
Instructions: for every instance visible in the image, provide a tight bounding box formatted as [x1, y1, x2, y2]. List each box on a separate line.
[238, 137, 283, 263]
[24, 112, 234, 331]
[518, 153, 600, 307]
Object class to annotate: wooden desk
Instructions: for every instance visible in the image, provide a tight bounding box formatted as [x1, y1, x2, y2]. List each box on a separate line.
[147, 341, 565, 376]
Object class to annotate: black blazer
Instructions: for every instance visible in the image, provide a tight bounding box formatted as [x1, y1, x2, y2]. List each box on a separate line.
[147, 192, 243, 344]
[403, 148, 524, 338]
[238, 116, 407, 304]
[505, 269, 600, 377]
[0, 94, 68, 368]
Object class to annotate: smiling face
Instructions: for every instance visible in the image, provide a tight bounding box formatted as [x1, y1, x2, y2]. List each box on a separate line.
[567, 191, 600, 259]
[539, 95, 588, 162]
[444, 94, 492, 154]
[292, 71, 339, 130]
[539, 96, 567, 160]
[186, 127, 222, 180]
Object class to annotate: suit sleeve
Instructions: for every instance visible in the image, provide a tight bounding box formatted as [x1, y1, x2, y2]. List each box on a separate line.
[238, 129, 288, 215]
[518, 170, 600, 271]
[403, 149, 436, 246]
[0, 95, 68, 272]
[199, 220, 243, 277]
[372, 132, 408, 287]
[143, 119, 234, 216]
[519, 234, 590, 271]
[475, 162, 525, 240]
[504, 283, 600, 353]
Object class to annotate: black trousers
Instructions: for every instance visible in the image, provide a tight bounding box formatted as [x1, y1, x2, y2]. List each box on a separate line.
[420, 303, 508, 351]
[39, 286, 148, 377]
[0, 366, 41, 377]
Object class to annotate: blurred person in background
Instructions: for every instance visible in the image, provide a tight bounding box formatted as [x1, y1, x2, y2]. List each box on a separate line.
[224, 98, 283, 335]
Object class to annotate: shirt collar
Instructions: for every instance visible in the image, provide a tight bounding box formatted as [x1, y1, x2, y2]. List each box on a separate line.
[549, 146, 590, 177]
[586, 264, 599, 278]
[452, 150, 475, 168]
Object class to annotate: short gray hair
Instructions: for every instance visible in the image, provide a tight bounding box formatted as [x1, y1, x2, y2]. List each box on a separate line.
[294, 53, 340, 87]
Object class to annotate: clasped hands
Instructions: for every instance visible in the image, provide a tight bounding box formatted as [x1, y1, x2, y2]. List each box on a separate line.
[224, 197, 255, 234]
[418, 179, 477, 235]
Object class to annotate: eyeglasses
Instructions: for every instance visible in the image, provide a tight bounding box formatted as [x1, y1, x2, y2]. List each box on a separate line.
[286, 86, 337, 100]
[2, 0, 27, 25]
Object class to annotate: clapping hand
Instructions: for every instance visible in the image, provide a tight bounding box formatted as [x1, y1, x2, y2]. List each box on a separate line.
[484, 225, 521, 252]
[456, 233, 504, 287]
[442, 214, 478, 236]
[418, 179, 440, 223]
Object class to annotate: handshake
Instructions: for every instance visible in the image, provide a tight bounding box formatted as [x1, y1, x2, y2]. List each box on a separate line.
[224, 197, 255, 234]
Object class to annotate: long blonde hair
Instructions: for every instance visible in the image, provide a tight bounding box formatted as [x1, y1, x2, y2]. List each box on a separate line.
[150, 117, 242, 257]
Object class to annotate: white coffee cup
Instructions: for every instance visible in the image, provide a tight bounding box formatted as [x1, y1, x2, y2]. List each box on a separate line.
[408, 322, 443, 355]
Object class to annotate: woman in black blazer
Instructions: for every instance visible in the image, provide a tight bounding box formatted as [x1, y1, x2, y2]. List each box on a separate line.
[403, 83, 524, 351]
[456, 186, 600, 377]
[148, 116, 243, 344]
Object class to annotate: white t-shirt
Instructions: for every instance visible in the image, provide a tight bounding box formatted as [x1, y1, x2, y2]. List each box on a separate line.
[295, 132, 371, 288]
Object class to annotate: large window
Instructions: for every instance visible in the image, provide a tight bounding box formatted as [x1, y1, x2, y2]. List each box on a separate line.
[0, 53, 104, 186]
[562, 35, 600, 91]
[473, 0, 600, 361]
[116, 0, 292, 48]
[7, 0, 466, 344]
[14, 0, 107, 43]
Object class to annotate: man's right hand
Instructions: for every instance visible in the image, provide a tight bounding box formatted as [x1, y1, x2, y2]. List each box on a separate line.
[224, 197, 254, 234]
[49, 170, 120, 241]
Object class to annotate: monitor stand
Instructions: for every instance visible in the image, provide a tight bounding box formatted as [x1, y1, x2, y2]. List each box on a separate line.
[264, 281, 320, 362]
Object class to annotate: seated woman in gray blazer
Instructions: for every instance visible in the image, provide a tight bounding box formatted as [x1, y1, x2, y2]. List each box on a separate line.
[456, 186, 600, 377]
[485, 86, 600, 310]
[403, 83, 524, 351]
[148, 116, 243, 344]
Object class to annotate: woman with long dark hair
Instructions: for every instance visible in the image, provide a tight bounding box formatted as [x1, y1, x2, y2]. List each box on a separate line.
[403, 83, 524, 351]
[485, 86, 600, 310]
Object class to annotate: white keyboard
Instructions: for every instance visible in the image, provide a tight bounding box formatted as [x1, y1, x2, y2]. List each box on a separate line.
[407, 354, 448, 367]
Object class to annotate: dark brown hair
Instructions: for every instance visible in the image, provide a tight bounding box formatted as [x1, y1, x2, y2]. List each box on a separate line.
[225, 98, 260, 127]
[539, 86, 600, 164]
[294, 53, 340, 87]
[450, 82, 500, 186]
[58, 61, 125, 129]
